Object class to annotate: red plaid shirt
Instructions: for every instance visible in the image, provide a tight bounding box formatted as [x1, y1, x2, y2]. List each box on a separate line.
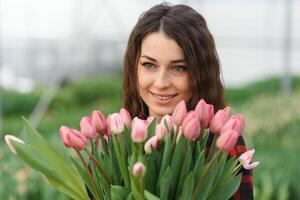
[206, 134, 254, 200]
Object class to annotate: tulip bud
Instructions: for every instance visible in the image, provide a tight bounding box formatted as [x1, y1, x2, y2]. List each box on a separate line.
[60, 126, 88, 151]
[216, 129, 239, 152]
[220, 114, 245, 136]
[80, 116, 97, 139]
[132, 162, 146, 177]
[195, 99, 214, 129]
[172, 100, 187, 126]
[131, 118, 148, 142]
[119, 108, 132, 128]
[91, 110, 107, 136]
[161, 114, 174, 131]
[155, 124, 167, 140]
[144, 136, 159, 154]
[209, 107, 231, 134]
[4, 135, 25, 154]
[68, 129, 88, 151]
[110, 113, 125, 134]
[182, 111, 201, 140]
[59, 125, 72, 147]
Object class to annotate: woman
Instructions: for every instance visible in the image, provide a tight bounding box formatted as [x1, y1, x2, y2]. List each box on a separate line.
[122, 3, 253, 199]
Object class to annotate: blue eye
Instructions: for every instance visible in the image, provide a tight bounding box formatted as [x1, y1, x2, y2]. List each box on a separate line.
[142, 62, 155, 69]
[172, 65, 186, 72]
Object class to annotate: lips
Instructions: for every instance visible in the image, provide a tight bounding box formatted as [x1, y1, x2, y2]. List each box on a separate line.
[150, 92, 177, 102]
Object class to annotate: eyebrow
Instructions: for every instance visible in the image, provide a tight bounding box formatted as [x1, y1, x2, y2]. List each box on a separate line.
[141, 55, 185, 64]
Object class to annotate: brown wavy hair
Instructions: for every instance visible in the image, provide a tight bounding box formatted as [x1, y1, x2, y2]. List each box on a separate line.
[122, 3, 225, 119]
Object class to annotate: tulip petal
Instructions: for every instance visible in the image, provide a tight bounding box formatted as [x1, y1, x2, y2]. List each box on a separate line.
[244, 161, 260, 170]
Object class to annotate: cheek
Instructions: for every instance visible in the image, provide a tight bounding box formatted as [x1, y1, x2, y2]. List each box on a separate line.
[137, 66, 151, 91]
[178, 76, 192, 98]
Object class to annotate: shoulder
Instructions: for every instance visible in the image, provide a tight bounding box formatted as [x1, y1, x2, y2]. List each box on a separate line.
[229, 136, 247, 157]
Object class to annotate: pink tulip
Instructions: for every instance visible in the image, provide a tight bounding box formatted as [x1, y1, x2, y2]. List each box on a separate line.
[109, 113, 125, 134]
[144, 136, 159, 153]
[182, 111, 201, 140]
[80, 116, 97, 139]
[172, 100, 187, 126]
[243, 161, 260, 170]
[59, 126, 72, 147]
[59, 126, 88, 151]
[67, 130, 88, 151]
[209, 107, 231, 134]
[132, 117, 151, 128]
[4, 135, 25, 154]
[131, 118, 148, 142]
[195, 99, 214, 129]
[161, 114, 174, 130]
[132, 162, 146, 177]
[216, 129, 239, 152]
[238, 149, 260, 170]
[119, 108, 132, 128]
[220, 114, 245, 136]
[91, 110, 107, 136]
[155, 124, 168, 140]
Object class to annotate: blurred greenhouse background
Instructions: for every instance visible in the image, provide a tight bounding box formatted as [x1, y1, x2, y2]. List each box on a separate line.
[0, 0, 299, 199]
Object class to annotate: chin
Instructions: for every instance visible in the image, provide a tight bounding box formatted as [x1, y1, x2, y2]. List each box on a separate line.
[154, 107, 174, 116]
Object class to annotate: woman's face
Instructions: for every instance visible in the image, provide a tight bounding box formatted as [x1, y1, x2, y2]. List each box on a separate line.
[137, 31, 192, 121]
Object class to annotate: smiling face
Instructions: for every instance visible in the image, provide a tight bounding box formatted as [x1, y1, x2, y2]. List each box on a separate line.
[137, 31, 192, 122]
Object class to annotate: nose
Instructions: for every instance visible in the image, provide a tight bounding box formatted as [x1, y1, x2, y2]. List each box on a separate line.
[153, 68, 170, 89]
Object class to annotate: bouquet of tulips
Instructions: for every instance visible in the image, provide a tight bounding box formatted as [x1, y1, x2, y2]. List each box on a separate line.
[4, 99, 259, 200]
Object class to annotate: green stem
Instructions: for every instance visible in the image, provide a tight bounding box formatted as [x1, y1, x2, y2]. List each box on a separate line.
[192, 150, 222, 199]
[76, 150, 101, 200]
[85, 150, 112, 184]
[233, 162, 244, 175]
[171, 125, 179, 150]
[140, 177, 145, 200]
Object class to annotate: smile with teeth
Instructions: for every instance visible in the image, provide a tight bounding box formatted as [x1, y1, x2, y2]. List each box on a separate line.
[151, 92, 177, 100]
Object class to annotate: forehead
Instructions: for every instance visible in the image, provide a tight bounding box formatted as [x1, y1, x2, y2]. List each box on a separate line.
[140, 31, 184, 61]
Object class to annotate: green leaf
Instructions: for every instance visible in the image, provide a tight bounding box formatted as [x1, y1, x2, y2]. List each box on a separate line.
[156, 132, 173, 194]
[144, 153, 157, 193]
[126, 193, 135, 200]
[160, 167, 172, 200]
[124, 127, 133, 156]
[219, 157, 239, 185]
[208, 173, 242, 200]
[70, 157, 94, 198]
[193, 163, 219, 200]
[109, 139, 122, 185]
[209, 153, 227, 192]
[178, 173, 194, 200]
[21, 117, 87, 195]
[169, 136, 186, 198]
[176, 144, 192, 198]
[111, 185, 130, 200]
[112, 134, 130, 189]
[145, 190, 160, 200]
[193, 150, 205, 182]
[147, 118, 157, 139]
[13, 141, 89, 200]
